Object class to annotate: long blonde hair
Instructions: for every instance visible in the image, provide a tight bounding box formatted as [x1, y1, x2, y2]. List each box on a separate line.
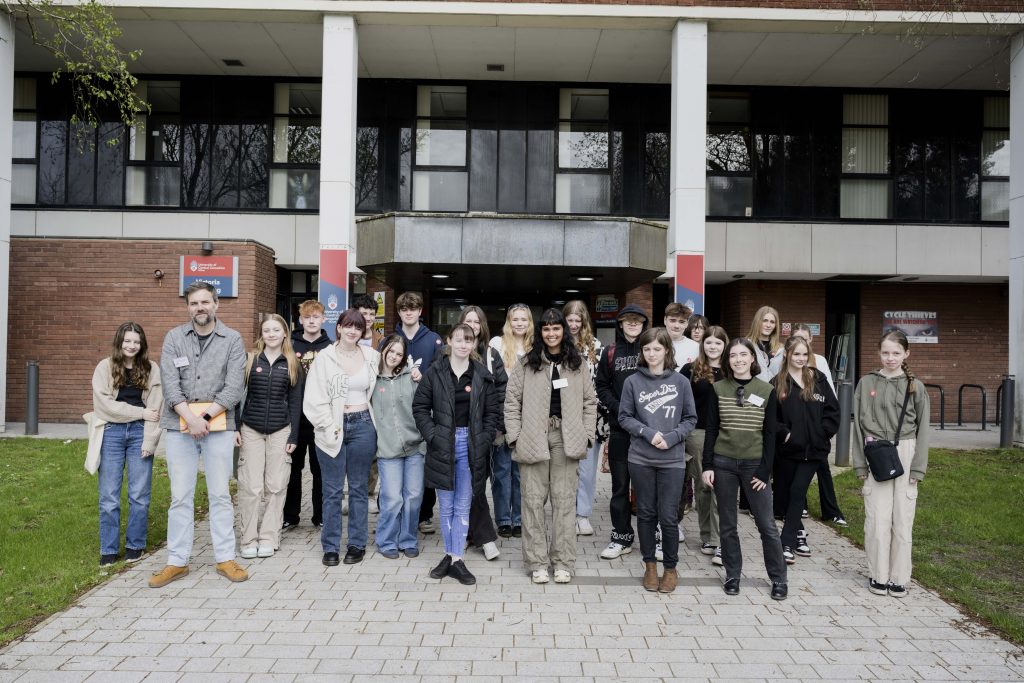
[562, 300, 598, 366]
[747, 305, 782, 356]
[499, 303, 533, 368]
[774, 335, 815, 401]
[245, 314, 300, 386]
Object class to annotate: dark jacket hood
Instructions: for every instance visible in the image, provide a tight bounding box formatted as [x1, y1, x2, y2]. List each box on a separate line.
[615, 304, 650, 348]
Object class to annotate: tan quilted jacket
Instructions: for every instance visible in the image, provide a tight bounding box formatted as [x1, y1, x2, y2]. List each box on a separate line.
[504, 356, 597, 464]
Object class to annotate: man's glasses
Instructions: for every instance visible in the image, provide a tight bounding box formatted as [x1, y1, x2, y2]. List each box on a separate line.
[735, 385, 745, 407]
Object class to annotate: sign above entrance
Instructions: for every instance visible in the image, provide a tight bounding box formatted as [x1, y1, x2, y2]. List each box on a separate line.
[594, 295, 619, 321]
[179, 256, 238, 298]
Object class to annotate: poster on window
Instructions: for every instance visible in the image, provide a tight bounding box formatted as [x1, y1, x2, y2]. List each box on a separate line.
[882, 311, 938, 344]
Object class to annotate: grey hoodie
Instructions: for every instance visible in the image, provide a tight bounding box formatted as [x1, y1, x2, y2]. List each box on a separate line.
[618, 367, 697, 468]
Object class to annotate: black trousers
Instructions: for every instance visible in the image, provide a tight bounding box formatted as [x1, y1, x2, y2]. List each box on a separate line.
[419, 486, 436, 523]
[630, 462, 685, 569]
[713, 454, 787, 584]
[608, 429, 635, 546]
[283, 428, 322, 526]
[816, 460, 845, 520]
[466, 490, 498, 545]
[776, 459, 818, 548]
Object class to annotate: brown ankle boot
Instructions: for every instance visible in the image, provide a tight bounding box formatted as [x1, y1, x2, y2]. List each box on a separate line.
[642, 562, 659, 591]
[659, 567, 678, 593]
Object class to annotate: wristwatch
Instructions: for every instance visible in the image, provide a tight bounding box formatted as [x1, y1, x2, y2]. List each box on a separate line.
[201, 413, 212, 422]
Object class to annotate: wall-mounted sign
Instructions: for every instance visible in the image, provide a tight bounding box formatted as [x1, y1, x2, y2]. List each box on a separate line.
[883, 311, 938, 344]
[594, 294, 619, 320]
[372, 291, 386, 335]
[179, 256, 238, 298]
[782, 323, 821, 337]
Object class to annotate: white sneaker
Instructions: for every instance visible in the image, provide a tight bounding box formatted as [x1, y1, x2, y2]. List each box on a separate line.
[257, 545, 274, 558]
[600, 542, 632, 560]
[678, 523, 686, 543]
[655, 543, 664, 562]
[576, 517, 594, 536]
[532, 569, 550, 584]
[712, 546, 723, 566]
[553, 569, 571, 584]
[240, 546, 258, 559]
[482, 542, 500, 561]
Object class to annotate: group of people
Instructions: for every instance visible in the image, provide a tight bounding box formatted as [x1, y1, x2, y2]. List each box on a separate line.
[90, 283, 929, 599]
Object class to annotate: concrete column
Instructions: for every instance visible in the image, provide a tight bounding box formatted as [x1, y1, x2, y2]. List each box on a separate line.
[317, 15, 358, 336]
[0, 16, 13, 431]
[668, 20, 707, 315]
[1009, 32, 1024, 445]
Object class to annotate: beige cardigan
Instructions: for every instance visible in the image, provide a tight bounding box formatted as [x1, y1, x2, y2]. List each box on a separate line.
[85, 358, 163, 474]
[504, 356, 597, 464]
[302, 343, 380, 457]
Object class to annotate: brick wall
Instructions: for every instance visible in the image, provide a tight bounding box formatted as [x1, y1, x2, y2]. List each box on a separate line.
[6, 238, 277, 423]
[624, 281, 654, 323]
[859, 283, 1008, 425]
[719, 280, 827, 345]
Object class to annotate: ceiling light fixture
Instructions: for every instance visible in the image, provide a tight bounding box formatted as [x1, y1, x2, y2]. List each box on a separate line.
[566, 289, 580, 293]
[575, 276, 594, 282]
[431, 274, 449, 279]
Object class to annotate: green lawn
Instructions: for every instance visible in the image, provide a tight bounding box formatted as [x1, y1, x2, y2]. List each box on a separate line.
[808, 448, 1024, 645]
[0, 438, 207, 647]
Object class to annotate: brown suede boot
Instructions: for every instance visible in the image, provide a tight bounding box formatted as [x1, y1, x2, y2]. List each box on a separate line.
[642, 562, 659, 591]
[659, 567, 678, 594]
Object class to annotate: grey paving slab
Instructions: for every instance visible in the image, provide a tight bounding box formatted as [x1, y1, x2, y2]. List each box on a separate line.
[2, 458, 1023, 682]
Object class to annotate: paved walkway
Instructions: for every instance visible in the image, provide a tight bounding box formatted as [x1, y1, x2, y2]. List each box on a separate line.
[2, 458, 1023, 682]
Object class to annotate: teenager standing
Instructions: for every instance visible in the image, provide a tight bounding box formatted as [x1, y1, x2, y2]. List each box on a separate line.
[489, 303, 533, 538]
[371, 334, 425, 559]
[680, 325, 728, 567]
[702, 338, 787, 600]
[773, 335, 839, 565]
[414, 324, 501, 585]
[303, 309, 379, 567]
[89, 322, 162, 566]
[505, 309, 597, 584]
[595, 304, 649, 559]
[235, 314, 302, 560]
[748, 306, 783, 381]
[563, 300, 603, 536]
[852, 331, 929, 598]
[664, 303, 699, 371]
[618, 328, 697, 593]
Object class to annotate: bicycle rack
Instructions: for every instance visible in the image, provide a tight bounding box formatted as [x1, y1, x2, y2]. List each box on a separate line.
[924, 384, 944, 430]
[957, 384, 987, 431]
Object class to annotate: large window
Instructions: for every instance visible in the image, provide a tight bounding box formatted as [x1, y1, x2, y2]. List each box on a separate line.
[981, 96, 1009, 222]
[12, 78, 36, 204]
[413, 85, 468, 211]
[706, 94, 752, 217]
[126, 81, 181, 206]
[271, 83, 321, 210]
[556, 88, 610, 214]
[840, 94, 891, 219]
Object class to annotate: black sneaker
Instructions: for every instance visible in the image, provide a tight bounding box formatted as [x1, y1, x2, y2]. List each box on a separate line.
[497, 525, 513, 538]
[403, 548, 420, 558]
[281, 521, 298, 532]
[782, 547, 796, 565]
[343, 546, 365, 564]
[868, 578, 888, 596]
[512, 525, 522, 538]
[124, 548, 144, 563]
[771, 582, 788, 601]
[801, 509, 809, 519]
[699, 541, 716, 556]
[447, 559, 477, 585]
[322, 552, 340, 566]
[99, 554, 118, 566]
[831, 516, 849, 527]
[723, 578, 740, 595]
[430, 554, 452, 580]
[887, 582, 908, 598]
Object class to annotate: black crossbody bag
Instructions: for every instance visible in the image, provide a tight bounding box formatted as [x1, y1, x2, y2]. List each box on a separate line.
[863, 383, 911, 482]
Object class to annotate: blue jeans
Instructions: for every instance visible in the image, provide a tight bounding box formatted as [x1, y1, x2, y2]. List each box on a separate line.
[164, 429, 236, 566]
[491, 442, 521, 526]
[576, 439, 602, 518]
[317, 411, 376, 554]
[376, 453, 425, 553]
[438, 428, 472, 557]
[98, 421, 152, 556]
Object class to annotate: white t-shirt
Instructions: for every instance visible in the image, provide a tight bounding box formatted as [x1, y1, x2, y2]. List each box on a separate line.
[672, 336, 700, 371]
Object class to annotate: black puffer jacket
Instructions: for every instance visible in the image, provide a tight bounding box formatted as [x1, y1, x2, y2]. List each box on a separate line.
[412, 355, 500, 495]
[775, 369, 839, 462]
[238, 352, 303, 444]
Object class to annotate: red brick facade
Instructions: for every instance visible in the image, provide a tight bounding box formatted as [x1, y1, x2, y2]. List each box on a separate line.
[719, 280, 828, 344]
[859, 283, 1008, 425]
[624, 281, 654, 322]
[6, 238, 278, 423]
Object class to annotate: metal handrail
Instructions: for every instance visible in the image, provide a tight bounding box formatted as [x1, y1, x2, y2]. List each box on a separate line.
[924, 383, 944, 430]
[957, 384, 987, 431]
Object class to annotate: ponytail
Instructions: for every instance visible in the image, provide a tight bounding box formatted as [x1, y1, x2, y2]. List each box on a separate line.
[901, 360, 917, 393]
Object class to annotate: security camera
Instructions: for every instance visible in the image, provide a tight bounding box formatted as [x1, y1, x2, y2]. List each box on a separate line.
[154, 269, 164, 280]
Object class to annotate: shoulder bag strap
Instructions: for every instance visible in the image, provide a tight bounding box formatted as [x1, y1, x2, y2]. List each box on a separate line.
[893, 382, 912, 446]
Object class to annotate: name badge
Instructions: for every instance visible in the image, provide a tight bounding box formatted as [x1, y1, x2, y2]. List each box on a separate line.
[747, 394, 765, 407]
[173, 356, 190, 368]
[552, 378, 569, 390]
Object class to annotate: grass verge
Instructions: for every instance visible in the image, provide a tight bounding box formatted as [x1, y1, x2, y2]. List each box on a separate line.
[0, 438, 207, 647]
[807, 448, 1024, 645]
